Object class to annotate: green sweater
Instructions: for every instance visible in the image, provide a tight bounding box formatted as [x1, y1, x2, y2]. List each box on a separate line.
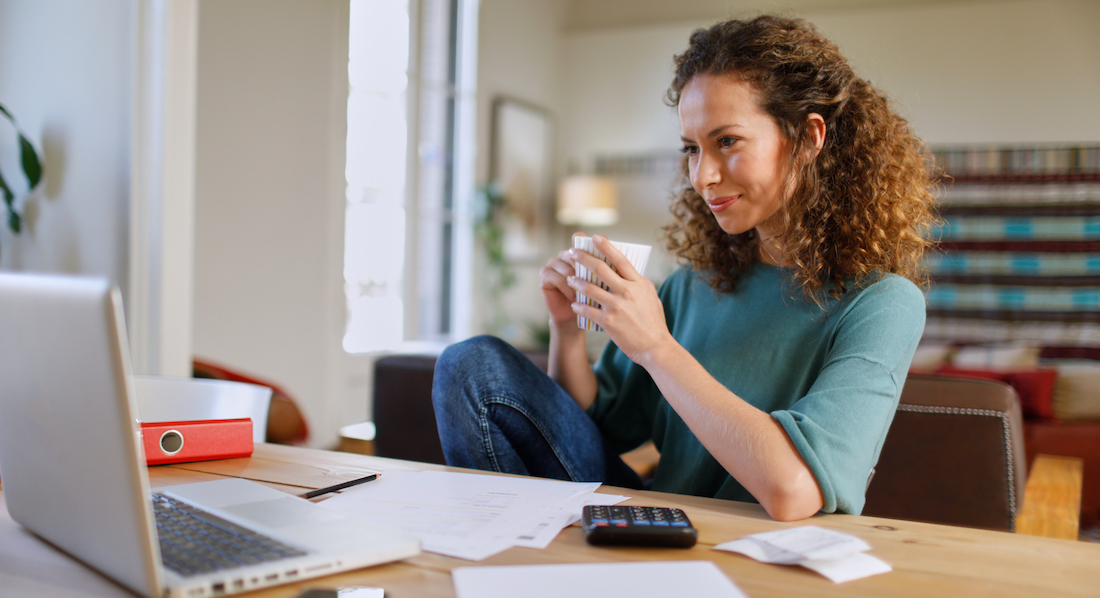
[588, 263, 925, 515]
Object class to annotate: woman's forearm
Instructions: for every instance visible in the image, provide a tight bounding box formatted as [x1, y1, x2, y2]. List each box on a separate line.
[547, 321, 598, 410]
[636, 340, 825, 521]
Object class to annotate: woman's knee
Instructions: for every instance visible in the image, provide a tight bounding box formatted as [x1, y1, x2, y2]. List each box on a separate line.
[433, 336, 513, 406]
[435, 336, 523, 384]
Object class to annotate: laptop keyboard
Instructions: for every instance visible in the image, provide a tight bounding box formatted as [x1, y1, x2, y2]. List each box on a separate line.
[153, 493, 307, 577]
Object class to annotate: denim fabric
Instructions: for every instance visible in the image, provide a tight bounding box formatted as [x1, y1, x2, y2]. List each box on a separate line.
[431, 335, 643, 489]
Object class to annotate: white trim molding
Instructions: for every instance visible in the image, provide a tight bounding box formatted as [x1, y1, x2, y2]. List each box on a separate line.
[130, 0, 198, 376]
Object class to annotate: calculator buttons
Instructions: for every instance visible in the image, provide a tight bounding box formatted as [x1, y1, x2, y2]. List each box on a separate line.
[581, 505, 697, 548]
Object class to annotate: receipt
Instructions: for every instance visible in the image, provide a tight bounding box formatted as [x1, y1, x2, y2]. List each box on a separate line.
[714, 526, 891, 583]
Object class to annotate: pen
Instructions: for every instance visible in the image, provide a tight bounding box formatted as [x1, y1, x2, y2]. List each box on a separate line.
[299, 473, 380, 499]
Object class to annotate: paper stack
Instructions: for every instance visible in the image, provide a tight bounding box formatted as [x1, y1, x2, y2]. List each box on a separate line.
[318, 470, 627, 561]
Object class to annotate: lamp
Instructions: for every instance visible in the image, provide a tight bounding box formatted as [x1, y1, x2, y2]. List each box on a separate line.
[556, 175, 618, 226]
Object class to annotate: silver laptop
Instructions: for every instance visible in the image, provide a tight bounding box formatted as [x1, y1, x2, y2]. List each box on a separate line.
[0, 273, 420, 598]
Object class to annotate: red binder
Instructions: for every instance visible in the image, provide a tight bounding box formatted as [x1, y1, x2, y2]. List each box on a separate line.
[141, 418, 254, 465]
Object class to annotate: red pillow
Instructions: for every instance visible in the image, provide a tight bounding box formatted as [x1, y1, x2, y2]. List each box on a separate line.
[934, 367, 1059, 421]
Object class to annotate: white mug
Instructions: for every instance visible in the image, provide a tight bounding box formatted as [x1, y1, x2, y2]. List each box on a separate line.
[573, 236, 652, 332]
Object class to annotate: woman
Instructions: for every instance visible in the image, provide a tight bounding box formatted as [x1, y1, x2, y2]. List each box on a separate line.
[433, 15, 936, 521]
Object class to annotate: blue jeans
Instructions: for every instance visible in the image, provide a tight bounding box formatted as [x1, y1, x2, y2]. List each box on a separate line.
[431, 335, 643, 489]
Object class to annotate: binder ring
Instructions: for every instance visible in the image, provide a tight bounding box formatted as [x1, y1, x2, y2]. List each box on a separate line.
[159, 429, 184, 455]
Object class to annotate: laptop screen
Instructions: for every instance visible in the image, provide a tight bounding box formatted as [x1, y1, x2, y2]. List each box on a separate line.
[0, 273, 163, 597]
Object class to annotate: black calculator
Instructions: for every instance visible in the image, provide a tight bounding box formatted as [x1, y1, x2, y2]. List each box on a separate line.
[581, 505, 697, 548]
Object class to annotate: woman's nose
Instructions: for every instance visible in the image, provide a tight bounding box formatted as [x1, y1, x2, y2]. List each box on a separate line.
[693, 150, 721, 189]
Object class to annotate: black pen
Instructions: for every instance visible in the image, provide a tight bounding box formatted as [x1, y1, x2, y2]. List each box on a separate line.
[299, 473, 380, 499]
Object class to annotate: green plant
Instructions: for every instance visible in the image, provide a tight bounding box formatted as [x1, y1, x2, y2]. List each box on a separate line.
[473, 181, 514, 286]
[0, 103, 43, 237]
[473, 181, 516, 336]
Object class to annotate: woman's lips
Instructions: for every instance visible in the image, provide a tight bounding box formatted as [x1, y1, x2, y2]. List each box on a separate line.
[706, 195, 739, 212]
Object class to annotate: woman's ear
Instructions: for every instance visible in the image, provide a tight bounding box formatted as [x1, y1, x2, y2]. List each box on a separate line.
[806, 113, 826, 156]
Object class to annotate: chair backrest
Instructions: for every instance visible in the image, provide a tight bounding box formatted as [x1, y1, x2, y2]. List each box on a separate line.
[863, 374, 1027, 532]
[372, 355, 447, 464]
[191, 359, 309, 444]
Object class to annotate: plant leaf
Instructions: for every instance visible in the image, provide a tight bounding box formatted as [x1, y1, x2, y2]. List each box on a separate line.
[0, 169, 19, 234]
[0, 104, 32, 235]
[0, 168, 13, 207]
[19, 134, 42, 189]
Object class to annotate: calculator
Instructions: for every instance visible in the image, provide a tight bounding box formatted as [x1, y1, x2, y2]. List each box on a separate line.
[581, 505, 697, 548]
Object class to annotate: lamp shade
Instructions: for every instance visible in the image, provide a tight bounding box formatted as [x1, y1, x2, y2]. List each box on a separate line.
[556, 175, 618, 226]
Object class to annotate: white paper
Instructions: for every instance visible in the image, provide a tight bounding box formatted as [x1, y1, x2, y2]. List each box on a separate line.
[743, 526, 870, 561]
[512, 485, 599, 549]
[563, 493, 630, 527]
[452, 561, 747, 598]
[336, 587, 385, 598]
[584, 493, 630, 506]
[714, 526, 891, 583]
[318, 470, 599, 560]
[717, 536, 805, 565]
[801, 552, 893, 584]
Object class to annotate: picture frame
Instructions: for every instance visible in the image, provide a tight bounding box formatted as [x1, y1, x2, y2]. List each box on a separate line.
[489, 97, 554, 264]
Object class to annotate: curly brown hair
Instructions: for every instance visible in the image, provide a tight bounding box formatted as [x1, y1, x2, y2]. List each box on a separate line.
[664, 15, 939, 301]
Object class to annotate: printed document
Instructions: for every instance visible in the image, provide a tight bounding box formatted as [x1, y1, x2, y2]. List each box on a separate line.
[319, 470, 601, 560]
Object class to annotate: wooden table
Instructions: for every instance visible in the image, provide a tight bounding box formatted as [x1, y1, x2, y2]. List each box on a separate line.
[2, 443, 1098, 597]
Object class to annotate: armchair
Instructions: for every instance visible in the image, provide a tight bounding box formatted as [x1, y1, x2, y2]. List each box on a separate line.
[864, 375, 1083, 539]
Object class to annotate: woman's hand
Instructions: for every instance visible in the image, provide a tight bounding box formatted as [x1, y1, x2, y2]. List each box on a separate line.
[567, 235, 673, 364]
[540, 243, 583, 327]
[541, 234, 598, 408]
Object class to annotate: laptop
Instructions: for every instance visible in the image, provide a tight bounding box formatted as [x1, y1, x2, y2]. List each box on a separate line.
[0, 273, 420, 597]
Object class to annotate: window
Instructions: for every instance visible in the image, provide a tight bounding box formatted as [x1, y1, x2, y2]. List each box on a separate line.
[344, 0, 478, 353]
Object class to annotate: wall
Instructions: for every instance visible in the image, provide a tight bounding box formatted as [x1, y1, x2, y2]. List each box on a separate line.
[809, 0, 1100, 145]
[559, 22, 694, 283]
[0, 0, 132, 285]
[9, 0, 1092, 451]
[189, 0, 572, 449]
[476, 0, 568, 184]
[552, 0, 1100, 289]
[470, 0, 1100, 352]
[191, 0, 351, 448]
[470, 0, 570, 347]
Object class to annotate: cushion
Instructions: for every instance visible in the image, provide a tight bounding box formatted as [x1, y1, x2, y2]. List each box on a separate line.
[1048, 360, 1100, 421]
[909, 341, 955, 373]
[935, 367, 1059, 421]
[951, 343, 1041, 371]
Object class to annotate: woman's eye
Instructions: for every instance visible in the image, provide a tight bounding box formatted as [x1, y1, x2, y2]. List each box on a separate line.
[718, 137, 737, 148]
[680, 145, 699, 156]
